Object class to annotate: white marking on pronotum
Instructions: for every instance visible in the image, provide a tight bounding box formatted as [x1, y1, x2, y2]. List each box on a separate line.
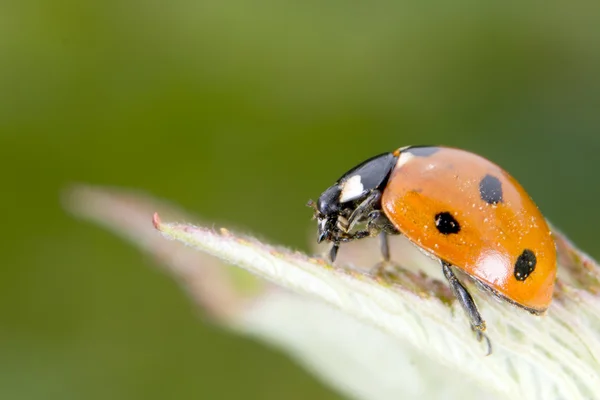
[339, 175, 364, 202]
[395, 151, 415, 169]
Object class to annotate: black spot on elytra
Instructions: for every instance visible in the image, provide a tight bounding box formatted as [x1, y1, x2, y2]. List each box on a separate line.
[514, 249, 537, 282]
[405, 146, 440, 157]
[479, 174, 503, 205]
[435, 212, 461, 234]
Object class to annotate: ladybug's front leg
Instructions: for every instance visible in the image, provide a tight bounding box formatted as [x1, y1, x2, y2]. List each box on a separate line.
[441, 261, 492, 356]
[328, 230, 371, 262]
[329, 209, 397, 263]
[345, 190, 382, 233]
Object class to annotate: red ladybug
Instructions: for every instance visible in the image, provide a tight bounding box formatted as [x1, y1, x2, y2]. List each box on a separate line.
[309, 145, 557, 354]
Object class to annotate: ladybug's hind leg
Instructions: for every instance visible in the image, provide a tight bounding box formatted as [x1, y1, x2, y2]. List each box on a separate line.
[441, 261, 492, 356]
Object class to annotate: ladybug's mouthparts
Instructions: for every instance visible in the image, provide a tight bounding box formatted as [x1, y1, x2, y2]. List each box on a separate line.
[317, 215, 339, 244]
[317, 218, 329, 243]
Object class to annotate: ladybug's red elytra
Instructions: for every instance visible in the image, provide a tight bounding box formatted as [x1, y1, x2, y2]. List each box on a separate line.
[308, 145, 557, 354]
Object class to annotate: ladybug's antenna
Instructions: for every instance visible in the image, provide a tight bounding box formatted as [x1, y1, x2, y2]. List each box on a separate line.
[306, 199, 319, 219]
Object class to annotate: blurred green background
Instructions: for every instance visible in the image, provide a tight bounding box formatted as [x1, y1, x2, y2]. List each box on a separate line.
[2, 1, 600, 399]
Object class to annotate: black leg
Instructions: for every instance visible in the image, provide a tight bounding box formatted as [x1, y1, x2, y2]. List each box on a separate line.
[328, 230, 370, 262]
[441, 261, 492, 355]
[379, 232, 390, 262]
[367, 210, 396, 263]
[345, 191, 382, 232]
[329, 242, 340, 262]
[328, 207, 396, 264]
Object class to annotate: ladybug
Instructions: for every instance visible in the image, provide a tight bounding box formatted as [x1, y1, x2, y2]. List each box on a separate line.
[308, 145, 557, 354]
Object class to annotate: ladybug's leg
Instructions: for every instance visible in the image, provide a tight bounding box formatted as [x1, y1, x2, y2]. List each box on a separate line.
[441, 261, 492, 356]
[366, 210, 398, 262]
[379, 232, 390, 262]
[330, 206, 397, 263]
[345, 191, 381, 233]
[329, 243, 340, 263]
[363, 210, 409, 280]
[328, 230, 371, 262]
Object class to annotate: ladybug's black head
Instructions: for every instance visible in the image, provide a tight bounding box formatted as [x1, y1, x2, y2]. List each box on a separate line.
[308, 152, 399, 249]
[310, 184, 342, 243]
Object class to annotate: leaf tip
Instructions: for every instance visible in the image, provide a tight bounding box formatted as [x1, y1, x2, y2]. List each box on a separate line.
[152, 212, 162, 230]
